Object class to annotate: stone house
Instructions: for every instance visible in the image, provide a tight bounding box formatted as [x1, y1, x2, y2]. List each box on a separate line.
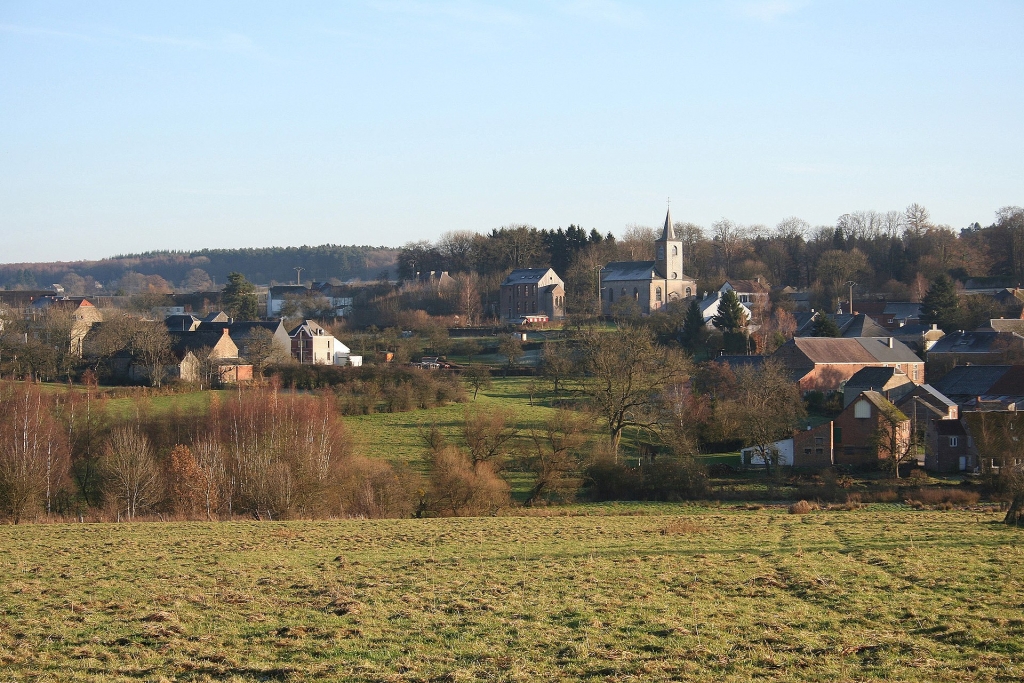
[499, 268, 565, 323]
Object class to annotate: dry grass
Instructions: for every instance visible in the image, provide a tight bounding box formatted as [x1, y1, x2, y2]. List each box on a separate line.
[0, 506, 1022, 681]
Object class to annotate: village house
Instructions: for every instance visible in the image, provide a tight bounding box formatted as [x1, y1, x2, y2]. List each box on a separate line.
[894, 384, 976, 473]
[931, 364, 1024, 411]
[168, 328, 253, 384]
[792, 391, 912, 469]
[600, 208, 697, 316]
[927, 330, 1024, 372]
[842, 366, 914, 407]
[772, 336, 925, 392]
[30, 295, 103, 356]
[289, 319, 342, 364]
[499, 268, 565, 323]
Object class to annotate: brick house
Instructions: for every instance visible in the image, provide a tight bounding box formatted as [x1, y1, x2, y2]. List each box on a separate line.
[772, 336, 925, 393]
[928, 420, 975, 473]
[793, 391, 911, 469]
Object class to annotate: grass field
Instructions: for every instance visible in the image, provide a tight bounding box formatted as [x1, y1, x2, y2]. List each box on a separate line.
[2, 506, 1022, 681]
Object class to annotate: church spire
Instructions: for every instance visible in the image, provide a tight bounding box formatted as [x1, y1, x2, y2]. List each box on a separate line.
[662, 207, 674, 240]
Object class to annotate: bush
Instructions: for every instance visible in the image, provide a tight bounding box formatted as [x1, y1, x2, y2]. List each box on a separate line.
[789, 500, 817, 514]
[582, 456, 708, 502]
[904, 487, 981, 507]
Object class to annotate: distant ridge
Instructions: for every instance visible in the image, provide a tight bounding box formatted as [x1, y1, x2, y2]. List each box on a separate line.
[0, 244, 399, 290]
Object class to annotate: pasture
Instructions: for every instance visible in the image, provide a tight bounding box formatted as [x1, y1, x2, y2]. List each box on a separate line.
[1, 506, 1022, 681]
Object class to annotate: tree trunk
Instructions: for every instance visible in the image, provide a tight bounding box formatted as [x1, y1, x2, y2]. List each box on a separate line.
[1005, 492, 1024, 526]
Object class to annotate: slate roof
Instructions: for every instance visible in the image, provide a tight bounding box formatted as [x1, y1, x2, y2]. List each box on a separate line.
[986, 319, 1024, 334]
[900, 384, 957, 411]
[168, 330, 236, 359]
[935, 420, 968, 436]
[165, 314, 201, 332]
[790, 337, 922, 364]
[929, 330, 1015, 354]
[985, 365, 1024, 396]
[198, 320, 286, 338]
[835, 313, 890, 338]
[932, 365, 1011, 398]
[501, 268, 558, 285]
[845, 366, 907, 388]
[722, 279, 770, 294]
[601, 261, 659, 282]
[882, 302, 923, 319]
[793, 311, 818, 335]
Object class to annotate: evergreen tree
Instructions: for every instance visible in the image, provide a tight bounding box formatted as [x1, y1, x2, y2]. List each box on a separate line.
[222, 272, 259, 321]
[812, 314, 842, 337]
[711, 290, 747, 333]
[681, 299, 707, 350]
[921, 274, 960, 332]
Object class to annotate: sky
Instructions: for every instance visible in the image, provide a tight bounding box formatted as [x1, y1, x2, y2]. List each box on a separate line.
[1, 1, 1022, 263]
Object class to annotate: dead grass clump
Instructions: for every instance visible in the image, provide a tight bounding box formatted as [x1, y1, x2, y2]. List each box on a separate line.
[908, 488, 981, 507]
[789, 500, 818, 515]
[660, 519, 704, 535]
[141, 611, 176, 623]
[862, 489, 899, 503]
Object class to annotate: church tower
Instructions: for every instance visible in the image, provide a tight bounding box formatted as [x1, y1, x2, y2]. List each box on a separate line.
[655, 207, 683, 280]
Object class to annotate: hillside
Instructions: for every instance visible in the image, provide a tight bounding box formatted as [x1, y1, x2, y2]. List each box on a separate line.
[0, 244, 399, 290]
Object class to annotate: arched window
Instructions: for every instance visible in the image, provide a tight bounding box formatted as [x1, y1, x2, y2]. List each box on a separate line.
[655, 287, 662, 302]
[633, 288, 639, 301]
[685, 287, 692, 297]
[671, 272, 678, 279]
[672, 246, 678, 256]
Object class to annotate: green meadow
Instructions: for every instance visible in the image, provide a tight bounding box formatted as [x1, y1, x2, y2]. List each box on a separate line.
[1, 507, 1021, 681]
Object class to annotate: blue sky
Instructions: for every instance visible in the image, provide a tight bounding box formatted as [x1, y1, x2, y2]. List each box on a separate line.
[1, 1, 1021, 263]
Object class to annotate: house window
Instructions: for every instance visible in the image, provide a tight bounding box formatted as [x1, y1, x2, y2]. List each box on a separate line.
[686, 287, 692, 297]
[815, 448, 823, 456]
[655, 287, 662, 302]
[803, 448, 811, 455]
[854, 400, 871, 419]
[949, 436, 959, 447]
[913, 366, 919, 381]
[815, 437, 824, 446]
[835, 428, 842, 443]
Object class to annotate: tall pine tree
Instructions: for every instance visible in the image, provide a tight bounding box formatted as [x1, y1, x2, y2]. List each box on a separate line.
[222, 272, 259, 321]
[711, 290, 747, 333]
[921, 274, 960, 332]
[812, 314, 842, 337]
[682, 299, 707, 350]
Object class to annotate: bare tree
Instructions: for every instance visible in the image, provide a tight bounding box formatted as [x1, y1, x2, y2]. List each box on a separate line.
[873, 406, 915, 479]
[102, 426, 161, 521]
[619, 224, 659, 261]
[712, 218, 743, 275]
[735, 361, 804, 476]
[243, 327, 288, 378]
[0, 381, 69, 522]
[578, 325, 689, 455]
[904, 203, 932, 236]
[462, 408, 518, 469]
[192, 438, 224, 521]
[524, 410, 589, 505]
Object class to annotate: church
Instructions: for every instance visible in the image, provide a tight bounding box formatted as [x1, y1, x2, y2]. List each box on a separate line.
[600, 208, 697, 315]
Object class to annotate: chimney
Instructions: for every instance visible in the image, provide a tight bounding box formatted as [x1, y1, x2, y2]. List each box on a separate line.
[888, 337, 894, 348]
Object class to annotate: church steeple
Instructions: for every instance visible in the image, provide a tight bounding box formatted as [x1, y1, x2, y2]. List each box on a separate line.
[655, 206, 683, 280]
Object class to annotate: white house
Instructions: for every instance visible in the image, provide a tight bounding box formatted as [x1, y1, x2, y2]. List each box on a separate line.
[698, 291, 754, 328]
[289, 320, 339, 365]
[741, 439, 794, 467]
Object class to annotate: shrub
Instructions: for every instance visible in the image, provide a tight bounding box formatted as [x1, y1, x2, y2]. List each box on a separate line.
[906, 487, 981, 507]
[789, 500, 817, 514]
[582, 456, 708, 502]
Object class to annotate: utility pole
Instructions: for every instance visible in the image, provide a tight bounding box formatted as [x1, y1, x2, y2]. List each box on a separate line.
[294, 267, 304, 286]
[595, 264, 603, 318]
[846, 281, 857, 314]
